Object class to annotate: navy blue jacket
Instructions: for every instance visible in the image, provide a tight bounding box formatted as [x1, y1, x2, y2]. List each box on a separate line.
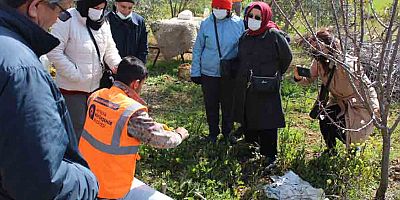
[0, 6, 98, 200]
[107, 12, 148, 63]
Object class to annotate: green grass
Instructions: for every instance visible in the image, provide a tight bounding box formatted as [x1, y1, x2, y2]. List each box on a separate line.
[133, 57, 400, 199]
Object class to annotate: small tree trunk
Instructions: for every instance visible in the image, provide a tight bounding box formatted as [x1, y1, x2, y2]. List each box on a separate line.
[283, 0, 301, 32]
[375, 128, 391, 199]
[169, 0, 174, 18]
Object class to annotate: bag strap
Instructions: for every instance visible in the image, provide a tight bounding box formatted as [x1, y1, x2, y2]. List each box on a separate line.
[86, 24, 109, 71]
[325, 62, 336, 88]
[213, 15, 222, 59]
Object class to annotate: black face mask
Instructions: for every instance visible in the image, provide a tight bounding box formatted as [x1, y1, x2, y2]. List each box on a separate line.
[86, 11, 106, 30]
[77, 0, 107, 30]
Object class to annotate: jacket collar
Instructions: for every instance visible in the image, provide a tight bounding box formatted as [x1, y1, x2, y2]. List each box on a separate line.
[0, 6, 60, 57]
[114, 81, 147, 106]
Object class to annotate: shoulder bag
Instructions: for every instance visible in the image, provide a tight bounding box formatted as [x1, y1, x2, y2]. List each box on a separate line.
[86, 24, 114, 89]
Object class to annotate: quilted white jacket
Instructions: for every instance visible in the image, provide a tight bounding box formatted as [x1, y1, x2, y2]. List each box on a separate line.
[47, 8, 121, 93]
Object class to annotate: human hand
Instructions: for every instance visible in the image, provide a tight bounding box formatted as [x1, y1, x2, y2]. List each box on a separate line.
[191, 77, 201, 85]
[175, 127, 189, 140]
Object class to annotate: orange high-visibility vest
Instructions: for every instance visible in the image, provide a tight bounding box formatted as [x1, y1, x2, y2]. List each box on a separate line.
[79, 86, 147, 199]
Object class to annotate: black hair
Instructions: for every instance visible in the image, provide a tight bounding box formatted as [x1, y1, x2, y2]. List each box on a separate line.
[3, 0, 27, 8]
[116, 56, 148, 86]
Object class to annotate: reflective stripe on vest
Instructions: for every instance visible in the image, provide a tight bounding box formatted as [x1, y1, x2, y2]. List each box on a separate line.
[81, 103, 139, 155]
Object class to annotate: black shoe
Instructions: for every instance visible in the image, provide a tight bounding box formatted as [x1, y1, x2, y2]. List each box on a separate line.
[322, 148, 337, 157]
[232, 126, 245, 137]
[223, 135, 238, 145]
[264, 156, 277, 171]
[202, 135, 217, 144]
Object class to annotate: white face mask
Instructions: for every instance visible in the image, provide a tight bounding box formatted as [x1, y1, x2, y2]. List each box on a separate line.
[88, 8, 103, 21]
[213, 8, 228, 20]
[117, 11, 132, 20]
[248, 18, 262, 31]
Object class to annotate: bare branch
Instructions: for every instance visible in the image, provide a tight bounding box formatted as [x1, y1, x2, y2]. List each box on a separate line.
[331, 0, 345, 53]
[376, 0, 399, 115]
[391, 114, 400, 133]
[369, 0, 389, 29]
[318, 103, 375, 132]
[384, 22, 400, 106]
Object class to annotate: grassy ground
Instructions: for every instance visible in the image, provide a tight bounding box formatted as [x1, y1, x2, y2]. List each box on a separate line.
[134, 53, 400, 199]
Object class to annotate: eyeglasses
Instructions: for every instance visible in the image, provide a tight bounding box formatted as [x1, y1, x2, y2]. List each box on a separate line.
[54, 3, 71, 22]
[248, 13, 261, 20]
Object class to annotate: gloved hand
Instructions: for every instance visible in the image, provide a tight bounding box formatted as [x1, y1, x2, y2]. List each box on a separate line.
[191, 76, 202, 85]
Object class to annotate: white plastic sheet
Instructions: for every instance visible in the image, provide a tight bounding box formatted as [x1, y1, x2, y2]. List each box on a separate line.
[264, 171, 325, 200]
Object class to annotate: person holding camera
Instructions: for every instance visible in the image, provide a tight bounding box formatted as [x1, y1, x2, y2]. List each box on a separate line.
[233, 2, 292, 166]
[190, 0, 244, 144]
[293, 28, 379, 155]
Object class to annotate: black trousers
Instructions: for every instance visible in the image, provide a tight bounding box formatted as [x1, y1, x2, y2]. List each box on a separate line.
[319, 104, 346, 149]
[245, 129, 278, 158]
[201, 75, 234, 137]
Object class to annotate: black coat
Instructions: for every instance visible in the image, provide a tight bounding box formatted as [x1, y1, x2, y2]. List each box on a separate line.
[107, 12, 148, 63]
[233, 29, 292, 130]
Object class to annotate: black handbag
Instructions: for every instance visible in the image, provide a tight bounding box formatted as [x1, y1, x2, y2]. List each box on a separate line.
[213, 16, 237, 79]
[249, 69, 280, 93]
[309, 63, 336, 119]
[86, 24, 114, 89]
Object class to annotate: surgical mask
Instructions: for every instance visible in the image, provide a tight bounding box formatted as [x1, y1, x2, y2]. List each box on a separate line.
[117, 11, 132, 20]
[88, 8, 103, 21]
[248, 18, 262, 31]
[213, 8, 227, 20]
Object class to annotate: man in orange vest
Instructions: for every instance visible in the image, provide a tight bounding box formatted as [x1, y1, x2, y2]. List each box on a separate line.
[79, 56, 189, 199]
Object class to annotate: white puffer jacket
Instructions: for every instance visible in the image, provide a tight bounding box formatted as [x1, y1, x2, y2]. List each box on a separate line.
[47, 9, 121, 93]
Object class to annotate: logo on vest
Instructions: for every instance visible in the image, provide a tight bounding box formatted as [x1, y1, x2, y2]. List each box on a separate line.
[89, 104, 113, 128]
[89, 104, 96, 120]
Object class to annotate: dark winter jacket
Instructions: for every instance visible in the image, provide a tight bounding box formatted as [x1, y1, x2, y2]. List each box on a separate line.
[107, 11, 148, 63]
[0, 6, 98, 200]
[233, 29, 292, 130]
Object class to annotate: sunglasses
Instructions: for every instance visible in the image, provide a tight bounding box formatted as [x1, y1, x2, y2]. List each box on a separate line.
[248, 13, 261, 20]
[54, 3, 71, 22]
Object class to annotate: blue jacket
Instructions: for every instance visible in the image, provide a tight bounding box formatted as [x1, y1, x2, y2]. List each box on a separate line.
[191, 15, 244, 77]
[108, 12, 148, 63]
[0, 6, 98, 200]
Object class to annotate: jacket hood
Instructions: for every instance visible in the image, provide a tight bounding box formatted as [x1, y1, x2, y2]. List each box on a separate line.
[0, 6, 60, 57]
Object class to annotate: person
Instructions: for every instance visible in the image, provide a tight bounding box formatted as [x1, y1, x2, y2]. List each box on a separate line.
[0, 0, 99, 199]
[47, 0, 122, 140]
[107, 0, 148, 64]
[294, 28, 379, 155]
[232, 0, 242, 16]
[233, 2, 292, 165]
[191, 0, 244, 143]
[79, 56, 189, 199]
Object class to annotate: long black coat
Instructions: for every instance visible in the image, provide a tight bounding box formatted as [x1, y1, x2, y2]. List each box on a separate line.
[107, 12, 148, 63]
[233, 29, 292, 130]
